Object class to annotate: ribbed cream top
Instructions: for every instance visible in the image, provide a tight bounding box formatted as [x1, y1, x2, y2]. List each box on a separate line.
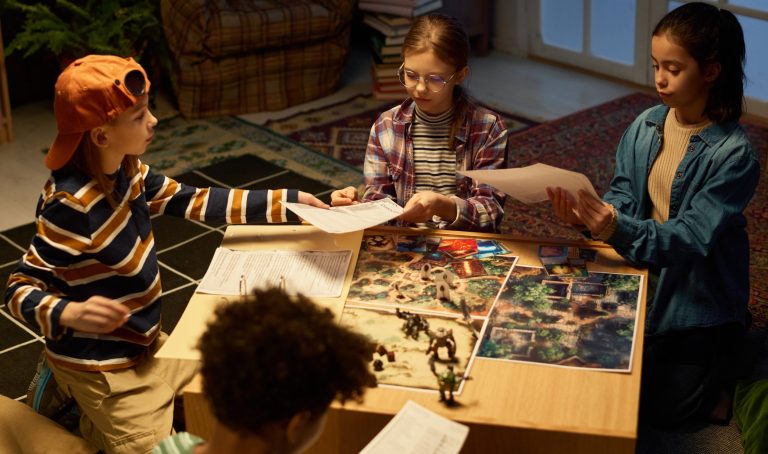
[648, 109, 710, 222]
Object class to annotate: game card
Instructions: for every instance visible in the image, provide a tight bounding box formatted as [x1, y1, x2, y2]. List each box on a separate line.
[438, 239, 478, 259]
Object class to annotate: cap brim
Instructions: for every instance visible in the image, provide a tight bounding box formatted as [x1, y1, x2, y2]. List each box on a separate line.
[45, 132, 85, 170]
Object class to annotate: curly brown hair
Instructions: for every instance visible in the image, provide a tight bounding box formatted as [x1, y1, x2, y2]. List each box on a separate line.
[198, 288, 376, 435]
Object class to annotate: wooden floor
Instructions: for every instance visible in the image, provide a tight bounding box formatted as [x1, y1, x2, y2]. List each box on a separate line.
[0, 45, 638, 231]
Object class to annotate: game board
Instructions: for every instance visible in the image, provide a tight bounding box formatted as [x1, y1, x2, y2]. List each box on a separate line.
[347, 233, 518, 317]
[341, 305, 483, 391]
[478, 266, 642, 372]
[342, 232, 520, 393]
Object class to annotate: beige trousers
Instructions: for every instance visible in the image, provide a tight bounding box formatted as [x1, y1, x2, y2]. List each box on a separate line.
[0, 395, 97, 454]
[48, 333, 199, 454]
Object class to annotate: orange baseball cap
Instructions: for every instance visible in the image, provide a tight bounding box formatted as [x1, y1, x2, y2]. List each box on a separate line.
[46, 55, 151, 170]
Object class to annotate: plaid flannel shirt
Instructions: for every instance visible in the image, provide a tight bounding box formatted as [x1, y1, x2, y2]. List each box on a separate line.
[362, 97, 507, 232]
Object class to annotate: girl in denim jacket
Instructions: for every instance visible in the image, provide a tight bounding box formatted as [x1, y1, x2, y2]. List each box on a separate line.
[547, 2, 759, 429]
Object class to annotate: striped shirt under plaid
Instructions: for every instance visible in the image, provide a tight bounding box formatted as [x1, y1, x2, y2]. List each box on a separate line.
[363, 94, 508, 232]
[5, 161, 299, 372]
[412, 106, 455, 196]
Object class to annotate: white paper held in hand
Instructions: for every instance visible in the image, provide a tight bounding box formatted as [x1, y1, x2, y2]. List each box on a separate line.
[282, 198, 404, 233]
[460, 163, 600, 204]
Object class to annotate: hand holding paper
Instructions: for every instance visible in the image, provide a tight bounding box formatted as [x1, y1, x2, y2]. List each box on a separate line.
[460, 163, 599, 204]
[282, 198, 403, 233]
[547, 186, 584, 225]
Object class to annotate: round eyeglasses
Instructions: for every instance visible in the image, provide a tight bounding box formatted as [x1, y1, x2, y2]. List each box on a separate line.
[115, 69, 147, 97]
[397, 64, 457, 93]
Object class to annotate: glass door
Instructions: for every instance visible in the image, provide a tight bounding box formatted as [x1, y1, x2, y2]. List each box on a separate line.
[530, 0, 768, 117]
[659, 1, 768, 117]
[529, 0, 651, 85]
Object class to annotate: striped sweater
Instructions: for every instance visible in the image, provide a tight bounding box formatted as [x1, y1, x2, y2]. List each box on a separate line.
[4, 161, 299, 371]
[412, 106, 455, 196]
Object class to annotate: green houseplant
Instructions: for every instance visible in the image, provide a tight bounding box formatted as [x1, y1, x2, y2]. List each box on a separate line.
[2, 0, 170, 80]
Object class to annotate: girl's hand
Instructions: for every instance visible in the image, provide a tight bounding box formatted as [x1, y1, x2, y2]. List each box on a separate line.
[59, 296, 130, 334]
[546, 187, 583, 225]
[400, 191, 456, 223]
[298, 191, 330, 209]
[330, 186, 359, 206]
[576, 190, 614, 236]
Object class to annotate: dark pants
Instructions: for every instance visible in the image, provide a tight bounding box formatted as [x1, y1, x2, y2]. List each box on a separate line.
[639, 323, 747, 429]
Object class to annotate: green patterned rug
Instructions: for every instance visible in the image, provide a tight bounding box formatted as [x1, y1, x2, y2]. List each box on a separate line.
[142, 115, 362, 189]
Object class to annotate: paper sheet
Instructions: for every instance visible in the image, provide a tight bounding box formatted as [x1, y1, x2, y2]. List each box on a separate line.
[360, 400, 469, 454]
[197, 248, 351, 298]
[460, 163, 600, 204]
[282, 198, 403, 233]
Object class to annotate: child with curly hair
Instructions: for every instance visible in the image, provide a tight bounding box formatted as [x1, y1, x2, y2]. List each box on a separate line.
[153, 287, 376, 453]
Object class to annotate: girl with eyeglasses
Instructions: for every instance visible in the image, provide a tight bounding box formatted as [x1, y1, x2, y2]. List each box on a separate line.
[4, 55, 328, 453]
[547, 2, 759, 429]
[331, 14, 508, 232]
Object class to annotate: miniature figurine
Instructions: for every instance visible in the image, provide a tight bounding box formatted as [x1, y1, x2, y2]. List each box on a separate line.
[459, 298, 480, 339]
[436, 281, 451, 301]
[437, 365, 460, 403]
[431, 267, 455, 288]
[420, 263, 432, 281]
[426, 327, 456, 360]
[429, 357, 465, 405]
[459, 297, 471, 321]
[396, 308, 430, 340]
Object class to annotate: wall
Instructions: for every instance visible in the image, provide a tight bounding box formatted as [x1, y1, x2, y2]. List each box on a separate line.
[491, 0, 528, 56]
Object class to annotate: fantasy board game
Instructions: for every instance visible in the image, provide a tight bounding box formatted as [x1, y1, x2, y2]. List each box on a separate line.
[478, 265, 642, 371]
[340, 233, 518, 397]
[341, 233, 644, 397]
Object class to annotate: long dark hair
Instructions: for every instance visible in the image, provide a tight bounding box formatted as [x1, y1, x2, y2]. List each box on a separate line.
[653, 2, 746, 123]
[402, 14, 470, 147]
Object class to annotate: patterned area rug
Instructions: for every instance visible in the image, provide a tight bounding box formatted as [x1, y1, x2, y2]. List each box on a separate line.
[141, 115, 362, 188]
[265, 93, 539, 169]
[496, 92, 768, 331]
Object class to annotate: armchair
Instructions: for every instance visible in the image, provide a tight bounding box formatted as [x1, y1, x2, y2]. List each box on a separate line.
[160, 0, 356, 118]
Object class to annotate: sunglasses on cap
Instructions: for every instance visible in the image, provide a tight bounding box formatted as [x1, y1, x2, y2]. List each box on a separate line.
[116, 69, 147, 97]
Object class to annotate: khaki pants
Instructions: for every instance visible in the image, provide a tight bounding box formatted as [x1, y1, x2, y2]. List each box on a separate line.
[48, 333, 199, 454]
[0, 395, 97, 454]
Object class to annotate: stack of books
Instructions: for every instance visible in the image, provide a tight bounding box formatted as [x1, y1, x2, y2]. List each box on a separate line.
[359, 0, 444, 18]
[360, 1, 443, 100]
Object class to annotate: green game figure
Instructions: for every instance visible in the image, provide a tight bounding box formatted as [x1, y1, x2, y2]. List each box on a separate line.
[430, 357, 465, 405]
[437, 365, 462, 404]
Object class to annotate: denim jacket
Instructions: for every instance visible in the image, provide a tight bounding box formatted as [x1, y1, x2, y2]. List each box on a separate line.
[603, 105, 760, 335]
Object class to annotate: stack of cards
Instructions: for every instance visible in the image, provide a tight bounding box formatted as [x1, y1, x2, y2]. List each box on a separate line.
[538, 245, 597, 278]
